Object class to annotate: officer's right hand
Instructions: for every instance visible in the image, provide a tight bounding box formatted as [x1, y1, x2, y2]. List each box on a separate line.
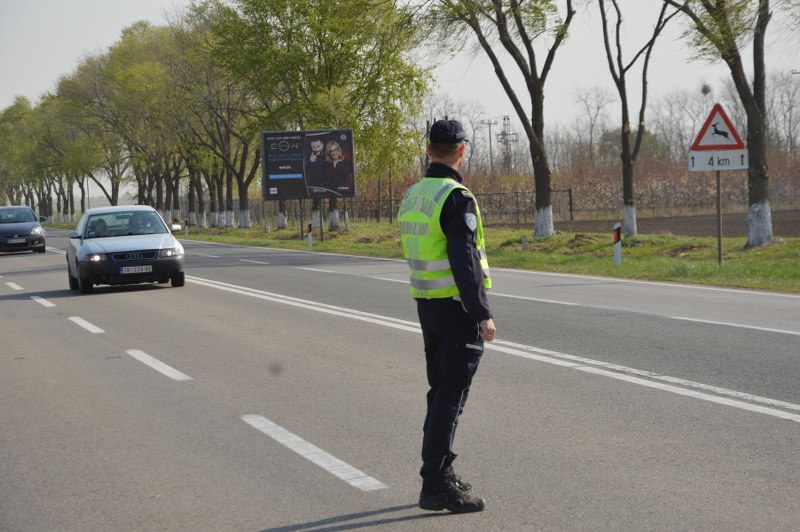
[479, 318, 496, 342]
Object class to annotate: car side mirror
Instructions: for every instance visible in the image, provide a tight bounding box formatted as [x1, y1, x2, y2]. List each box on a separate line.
[39, 216, 47, 223]
[69, 231, 81, 239]
[170, 224, 182, 232]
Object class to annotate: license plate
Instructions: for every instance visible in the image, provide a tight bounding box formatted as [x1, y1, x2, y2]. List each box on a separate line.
[120, 265, 153, 274]
[6, 238, 25, 244]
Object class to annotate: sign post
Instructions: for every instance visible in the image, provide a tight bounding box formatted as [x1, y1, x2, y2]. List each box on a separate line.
[688, 103, 747, 265]
[613, 223, 622, 267]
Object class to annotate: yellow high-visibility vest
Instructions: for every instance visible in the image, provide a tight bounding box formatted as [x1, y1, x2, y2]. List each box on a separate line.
[398, 177, 491, 298]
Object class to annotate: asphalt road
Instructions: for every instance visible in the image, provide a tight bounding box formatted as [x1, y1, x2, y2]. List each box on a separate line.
[2, 230, 799, 531]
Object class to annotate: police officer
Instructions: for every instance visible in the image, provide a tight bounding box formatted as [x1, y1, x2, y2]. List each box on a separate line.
[398, 119, 496, 514]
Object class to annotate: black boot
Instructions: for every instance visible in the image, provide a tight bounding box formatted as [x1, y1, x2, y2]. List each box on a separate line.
[419, 471, 485, 513]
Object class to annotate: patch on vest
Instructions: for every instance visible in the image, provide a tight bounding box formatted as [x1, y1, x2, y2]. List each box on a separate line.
[464, 213, 478, 232]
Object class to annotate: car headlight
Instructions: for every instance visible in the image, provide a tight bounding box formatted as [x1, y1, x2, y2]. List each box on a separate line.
[159, 246, 184, 258]
[30, 226, 45, 236]
[87, 253, 107, 262]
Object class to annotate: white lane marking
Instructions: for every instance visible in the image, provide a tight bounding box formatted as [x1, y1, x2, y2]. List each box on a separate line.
[68, 317, 105, 334]
[240, 259, 270, 265]
[493, 267, 800, 299]
[31, 296, 56, 307]
[186, 238, 800, 299]
[5, 282, 23, 290]
[670, 316, 800, 337]
[126, 350, 193, 382]
[241, 415, 387, 492]
[188, 276, 419, 333]
[188, 276, 800, 424]
[373, 277, 409, 284]
[191, 252, 220, 258]
[296, 266, 336, 273]
[493, 341, 800, 413]
[492, 292, 580, 306]
[46, 247, 65, 255]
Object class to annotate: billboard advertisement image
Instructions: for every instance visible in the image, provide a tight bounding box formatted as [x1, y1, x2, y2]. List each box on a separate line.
[261, 129, 355, 200]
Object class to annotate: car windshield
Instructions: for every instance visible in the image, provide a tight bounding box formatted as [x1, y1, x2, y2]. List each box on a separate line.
[0, 208, 36, 223]
[85, 211, 167, 238]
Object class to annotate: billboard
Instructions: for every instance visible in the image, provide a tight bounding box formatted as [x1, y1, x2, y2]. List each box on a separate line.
[261, 129, 355, 200]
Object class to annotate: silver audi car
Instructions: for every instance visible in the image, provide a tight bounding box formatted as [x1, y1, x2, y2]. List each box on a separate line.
[67, 205, 185, 294]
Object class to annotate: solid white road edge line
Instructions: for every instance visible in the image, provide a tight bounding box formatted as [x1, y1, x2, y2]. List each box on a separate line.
[296, 266, 336, 273]
[187, 276, 800, 423]
[68, 316, 105, 334]
[494, 340, 800, 413]
[241, 415, 387, 492]
[671, 316, 800, 337]
[126, 349, 193, 382]
[240, 259, 270, 265]
[31, 296, 55, 307]
[5, 282, 23, 290]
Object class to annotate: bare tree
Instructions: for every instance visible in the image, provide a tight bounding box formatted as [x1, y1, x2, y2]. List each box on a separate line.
[574, 85, 614, 168]
[599, 0, 677, 236]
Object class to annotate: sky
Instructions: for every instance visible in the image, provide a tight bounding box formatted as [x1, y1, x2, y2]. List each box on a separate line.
[2, 0, 799, 133]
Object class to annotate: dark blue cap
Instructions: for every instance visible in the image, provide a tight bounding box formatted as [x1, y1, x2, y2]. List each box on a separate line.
[429, 119, 469, 144]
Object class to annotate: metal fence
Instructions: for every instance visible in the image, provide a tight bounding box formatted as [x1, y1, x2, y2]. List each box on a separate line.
[182, 170, 799, 229]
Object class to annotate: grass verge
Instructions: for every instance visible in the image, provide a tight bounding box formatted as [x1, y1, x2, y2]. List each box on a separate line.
[178, 223, 800, 293]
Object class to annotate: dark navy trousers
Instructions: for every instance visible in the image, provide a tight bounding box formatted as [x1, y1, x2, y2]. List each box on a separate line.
[416, 297, 484, 477]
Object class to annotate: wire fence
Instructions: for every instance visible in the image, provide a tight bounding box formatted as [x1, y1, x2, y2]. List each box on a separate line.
[180, 169, 799, 230]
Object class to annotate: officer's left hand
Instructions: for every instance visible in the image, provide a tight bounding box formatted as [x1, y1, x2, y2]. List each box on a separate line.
[479, 319, 496, 342]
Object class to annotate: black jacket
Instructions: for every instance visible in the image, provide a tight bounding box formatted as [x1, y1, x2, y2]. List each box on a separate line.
[424, 162, 493, 323]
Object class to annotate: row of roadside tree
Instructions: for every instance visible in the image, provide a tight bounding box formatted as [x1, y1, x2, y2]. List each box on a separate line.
[1, 1, 798, 246]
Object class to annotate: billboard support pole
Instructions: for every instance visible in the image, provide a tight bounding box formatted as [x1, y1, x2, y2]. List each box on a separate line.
[320, 201, 325, 243]
[299, 200, 305, 239]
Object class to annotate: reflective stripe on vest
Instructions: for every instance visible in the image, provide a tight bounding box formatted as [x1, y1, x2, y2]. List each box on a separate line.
[398, 177, 491, 299]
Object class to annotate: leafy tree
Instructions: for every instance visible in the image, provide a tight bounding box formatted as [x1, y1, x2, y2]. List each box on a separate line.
[424, 0, 576, 238]
[209, 0, 428, 229]
[0, 98, 35, 204]
[168, 5, 264, 228]
[662, 0, 778, 247]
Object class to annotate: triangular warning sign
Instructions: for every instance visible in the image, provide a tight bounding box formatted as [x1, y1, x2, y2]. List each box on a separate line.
[691, 103, 745, 151]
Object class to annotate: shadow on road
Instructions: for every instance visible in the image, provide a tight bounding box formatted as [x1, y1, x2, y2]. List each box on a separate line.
[258, 503, 451, 531]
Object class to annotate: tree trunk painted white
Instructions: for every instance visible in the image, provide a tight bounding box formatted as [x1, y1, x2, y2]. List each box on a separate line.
[747, 200, 773, 247]
[210, 212, 219, 227]
[623, 204, 638, 237]
[225, 210, 234, 228]
[311, 209, 320, 228]
[534, 206, 555, 238]
[197, 212, 206, 228]
[172, 209, 181, 224]
[278, 212, 287, 229]
[329, 208, 340, 230]
[188, 211, 197, 226]
[344, 210, 350, 231]
[239, 209, 251, 229]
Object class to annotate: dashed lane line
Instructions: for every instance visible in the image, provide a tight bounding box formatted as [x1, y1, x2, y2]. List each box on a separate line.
[241, 415, 387, 492]
[126, 349, 193, 382]
[68, 316, 105, 334]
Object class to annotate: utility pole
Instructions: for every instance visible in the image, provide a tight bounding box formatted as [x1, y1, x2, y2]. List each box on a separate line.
[480, 118, 498, 175]
[496, 116, 518, 174]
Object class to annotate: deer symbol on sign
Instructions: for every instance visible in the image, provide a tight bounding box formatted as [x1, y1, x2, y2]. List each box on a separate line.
[711, 122, 730, 141]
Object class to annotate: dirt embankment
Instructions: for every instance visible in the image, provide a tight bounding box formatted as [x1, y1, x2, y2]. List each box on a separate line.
[554, 209, 800, 238]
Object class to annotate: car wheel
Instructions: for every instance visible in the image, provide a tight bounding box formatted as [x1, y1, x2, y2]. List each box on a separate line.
[68, 270, 79, 291]
[36, 247, 46, 253]
[79, 276, 94, 294]
[170, 271, 185, 287]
